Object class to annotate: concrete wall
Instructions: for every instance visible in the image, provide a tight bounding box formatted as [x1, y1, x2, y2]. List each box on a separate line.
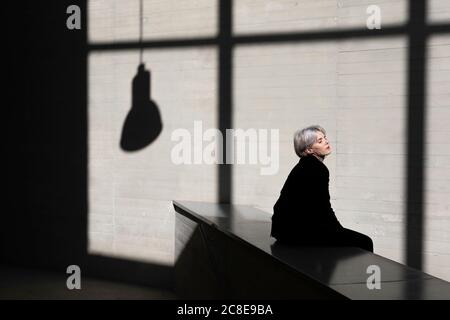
[88, 0, 219, 266]
[88, 0, 450, 281]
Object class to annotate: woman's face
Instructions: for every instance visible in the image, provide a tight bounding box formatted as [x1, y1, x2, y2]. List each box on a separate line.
[306, 131, 332, 158]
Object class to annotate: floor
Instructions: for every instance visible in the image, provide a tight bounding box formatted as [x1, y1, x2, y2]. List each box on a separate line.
[0, 264, 177, 300]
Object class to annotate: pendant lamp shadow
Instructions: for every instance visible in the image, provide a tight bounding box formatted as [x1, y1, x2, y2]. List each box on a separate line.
[120, 0, 162, 151]
[120, 63, 162, 151]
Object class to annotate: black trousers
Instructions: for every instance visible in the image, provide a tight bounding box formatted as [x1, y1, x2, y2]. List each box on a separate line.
[275, 228, 374, 252]
[328, 228, 374, 252]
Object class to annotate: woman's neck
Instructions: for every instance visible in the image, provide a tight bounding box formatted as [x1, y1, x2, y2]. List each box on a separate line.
[312, 154, 325, 162]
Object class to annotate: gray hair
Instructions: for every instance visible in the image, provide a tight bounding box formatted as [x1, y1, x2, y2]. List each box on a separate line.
[293, 125, 326, 158]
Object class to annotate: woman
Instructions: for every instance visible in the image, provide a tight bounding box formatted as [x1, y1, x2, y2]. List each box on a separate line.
[271, 125, 373, 252]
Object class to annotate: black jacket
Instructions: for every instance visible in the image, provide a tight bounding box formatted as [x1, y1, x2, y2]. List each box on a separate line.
[271, 155, 342, 243]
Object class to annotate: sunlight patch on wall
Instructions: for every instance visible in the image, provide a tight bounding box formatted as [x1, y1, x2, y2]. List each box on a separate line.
[87, 47, 218, 265]
[88, 0, 218, 43]
[423, 34, 450, 282]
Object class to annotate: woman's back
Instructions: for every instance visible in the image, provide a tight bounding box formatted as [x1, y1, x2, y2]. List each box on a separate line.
[271, 154, 342, 243]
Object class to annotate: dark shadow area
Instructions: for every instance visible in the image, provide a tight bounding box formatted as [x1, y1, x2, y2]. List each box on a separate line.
[405, 0, 427, 270]
[218, 0, 233, 204]
[85, 254, 172, 289]
[120, 63, 162, 151]
[174, 221, 228, 299]
[0, 264, 175, 299]
[2, 0, 173, 295]
[3, 0, 89, 270]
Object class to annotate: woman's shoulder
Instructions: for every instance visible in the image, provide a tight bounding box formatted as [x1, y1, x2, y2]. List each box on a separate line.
[298, 155, 329, 176]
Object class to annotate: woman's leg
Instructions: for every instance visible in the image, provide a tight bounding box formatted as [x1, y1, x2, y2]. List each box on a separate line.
[333, 228, 374, 252]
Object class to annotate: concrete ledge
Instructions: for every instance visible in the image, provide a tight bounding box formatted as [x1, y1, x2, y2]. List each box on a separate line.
[173, 200, 450, 300]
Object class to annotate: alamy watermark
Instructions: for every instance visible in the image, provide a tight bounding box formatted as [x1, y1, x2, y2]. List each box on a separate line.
[366, 264, 381, 290]
[171, 121, 279, 175]
[366, 5, 382, 30]
[66, 5, 81, 30]
[66, 265, 81, 290]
